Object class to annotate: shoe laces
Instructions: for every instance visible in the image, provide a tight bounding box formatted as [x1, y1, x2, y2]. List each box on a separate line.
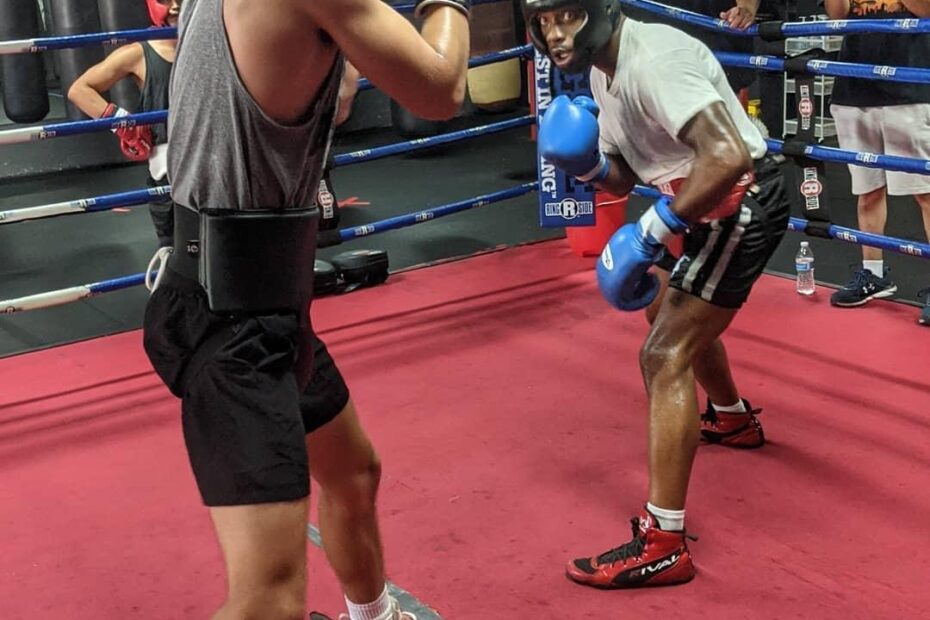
[596, 518, 647, 564]
[844, 266, 875, 291]
[700, 408, 719, 425]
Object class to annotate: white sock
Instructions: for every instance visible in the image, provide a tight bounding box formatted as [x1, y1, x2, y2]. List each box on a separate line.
[646, 503, 685, 532]
[863, 259, 883, 277]
[346, 584, 392, 620]
[712, 399, 747, 414]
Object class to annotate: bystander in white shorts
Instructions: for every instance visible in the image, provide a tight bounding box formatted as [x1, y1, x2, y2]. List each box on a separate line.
[830, 103, 930, 196]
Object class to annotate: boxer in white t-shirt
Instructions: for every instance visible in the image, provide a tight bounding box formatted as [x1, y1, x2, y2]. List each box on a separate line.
[524, 0, 790, 588]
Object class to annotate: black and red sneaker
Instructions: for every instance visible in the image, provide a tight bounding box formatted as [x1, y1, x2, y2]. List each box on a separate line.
[566, 507, 696, 589]
[700, 398, 764, 448]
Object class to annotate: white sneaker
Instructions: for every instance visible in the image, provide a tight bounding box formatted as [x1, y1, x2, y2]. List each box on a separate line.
[337, 596, 417, 620]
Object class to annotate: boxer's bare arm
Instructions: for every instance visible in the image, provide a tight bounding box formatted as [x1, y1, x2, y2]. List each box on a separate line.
[306, 0, 469, 120]
[668, 102, 753, 222]
[595, 152, 638, 197]
[67, 44, 145, 118]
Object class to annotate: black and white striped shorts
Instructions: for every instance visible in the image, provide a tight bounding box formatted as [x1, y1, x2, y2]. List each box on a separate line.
[667, 156, 790, 309]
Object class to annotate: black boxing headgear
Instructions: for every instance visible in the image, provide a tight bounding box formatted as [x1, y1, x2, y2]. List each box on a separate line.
[521, 0, 618, 74]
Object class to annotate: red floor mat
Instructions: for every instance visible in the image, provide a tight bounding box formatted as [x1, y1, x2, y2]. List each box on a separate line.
[1, 240, 928, 619]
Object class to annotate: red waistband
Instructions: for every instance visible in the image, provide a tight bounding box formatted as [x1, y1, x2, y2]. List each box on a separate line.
[656, 170, 755, 222]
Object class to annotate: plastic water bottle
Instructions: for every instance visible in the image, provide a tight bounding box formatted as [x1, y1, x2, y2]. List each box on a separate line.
[795, 241, 815, 295]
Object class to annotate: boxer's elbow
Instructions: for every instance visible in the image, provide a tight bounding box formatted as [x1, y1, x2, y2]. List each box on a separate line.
[421, 70, 466, 120]
[66, 80, 83, 105]
[449, 75, 467, 112]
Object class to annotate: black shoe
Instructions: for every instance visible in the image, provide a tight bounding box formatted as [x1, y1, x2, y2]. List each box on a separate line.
[919, 288, 930, 326]
[830, 267, 897, 307]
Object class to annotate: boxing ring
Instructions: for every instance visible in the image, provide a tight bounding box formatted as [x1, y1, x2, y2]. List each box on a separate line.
[1, 2, 929, 619]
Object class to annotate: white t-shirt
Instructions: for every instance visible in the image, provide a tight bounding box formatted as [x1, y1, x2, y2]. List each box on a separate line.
[590, 19, 767, 186]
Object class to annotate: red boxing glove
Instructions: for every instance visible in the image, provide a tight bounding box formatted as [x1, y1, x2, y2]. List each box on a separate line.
[101, 103, 153, 162]
[100, 102, 124, 120]
[658, 170, 755, 222]
[115, 125, 154, 161]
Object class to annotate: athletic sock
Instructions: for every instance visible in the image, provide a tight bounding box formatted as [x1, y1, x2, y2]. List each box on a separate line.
[712, 399, 747, 414]
[863, 259, 884, 278]
[346, 584, 392, 620]
[646, 503, 685, 532]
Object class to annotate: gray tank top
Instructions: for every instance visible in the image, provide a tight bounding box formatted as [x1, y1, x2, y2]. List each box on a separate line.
[167, 0, 343, 211]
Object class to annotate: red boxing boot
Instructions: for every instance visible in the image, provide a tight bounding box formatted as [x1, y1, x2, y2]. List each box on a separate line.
[700, 398, 765, 449]
[566, 507, 696, 589]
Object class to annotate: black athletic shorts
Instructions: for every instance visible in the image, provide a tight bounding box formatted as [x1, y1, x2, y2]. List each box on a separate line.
[659, 155, 790, 309]
[142, 265, 350, 507]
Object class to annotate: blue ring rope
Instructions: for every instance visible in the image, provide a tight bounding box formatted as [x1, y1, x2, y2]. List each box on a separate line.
[617, 0, 930, 38]
[0, 27, 176, 55]
[617, 0, 755, 36]
[332, 115, 534, 167]
[0, 111, 167, 145]
[340, 182, 536, 241]
[779, 18, 930, 37]
[766, 139, 930, 176]
[42, 110, 167, 136]
[632, 185, 930, 258]
[787, 218, 930, 258]
[715, 51, 930, 86]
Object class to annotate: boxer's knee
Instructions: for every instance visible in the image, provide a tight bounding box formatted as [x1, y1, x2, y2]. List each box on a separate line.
[322, 451, 382, 516]
[222, 578, 307, 620]
[309, 401, 382, 516]
[639, 327, 690, 385]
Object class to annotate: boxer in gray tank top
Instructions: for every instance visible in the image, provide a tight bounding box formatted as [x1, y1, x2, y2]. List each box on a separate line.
[141, 1, 472, 619]
[168, 0, 341, 212]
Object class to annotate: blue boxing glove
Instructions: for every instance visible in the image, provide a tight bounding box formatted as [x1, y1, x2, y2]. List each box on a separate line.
[596, 197, 689, 311]
[538, 95, 610, 183]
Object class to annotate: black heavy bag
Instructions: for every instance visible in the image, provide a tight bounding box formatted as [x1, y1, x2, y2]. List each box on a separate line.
[96, 0, 148, 31]
[96, 0, 150, 112]
[390, 99, 450, 140]
[50, 0, 105, 120]
[0, 0, 50, 123]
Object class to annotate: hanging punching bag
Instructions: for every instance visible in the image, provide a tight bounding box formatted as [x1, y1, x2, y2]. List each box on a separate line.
[0, 0, 50, 123]
[96, 0, 151, 112]
[50, 0, 105, 120]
